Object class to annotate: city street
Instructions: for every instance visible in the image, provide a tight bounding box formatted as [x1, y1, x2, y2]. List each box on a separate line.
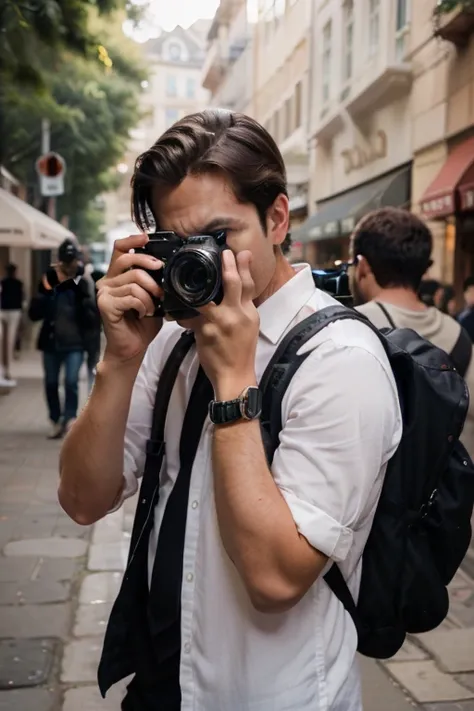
[1, 352, 474, 711]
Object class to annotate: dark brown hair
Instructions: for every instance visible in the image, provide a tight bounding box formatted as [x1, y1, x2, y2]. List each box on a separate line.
[131, 109, 288, 234]
[352, 207, 433, 291]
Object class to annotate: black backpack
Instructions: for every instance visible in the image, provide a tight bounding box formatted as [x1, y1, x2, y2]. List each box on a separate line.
[149, 304, 474, 660]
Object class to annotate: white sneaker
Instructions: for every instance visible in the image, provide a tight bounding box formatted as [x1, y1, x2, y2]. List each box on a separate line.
[47, 422, 64, 440]
[64, 418, 77, 435]
[0, 377, 16, 392]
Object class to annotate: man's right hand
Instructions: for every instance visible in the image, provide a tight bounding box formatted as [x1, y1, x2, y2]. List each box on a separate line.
[97, 234, 163, 365]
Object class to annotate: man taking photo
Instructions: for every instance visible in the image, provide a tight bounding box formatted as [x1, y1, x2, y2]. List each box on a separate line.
[59, 111, 401, 711]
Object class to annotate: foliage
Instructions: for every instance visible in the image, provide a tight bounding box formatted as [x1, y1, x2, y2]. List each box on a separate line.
[434, 0, 474, 15]
[2, 7, 146, 242]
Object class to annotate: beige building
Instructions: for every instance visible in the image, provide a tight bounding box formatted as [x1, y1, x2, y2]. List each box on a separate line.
[103, 23, 210, 235]
[252, 0, 312, 260]
[201, 0, 254, 113]
[295, 0, 413, 268]
[411, 1, 474, 293]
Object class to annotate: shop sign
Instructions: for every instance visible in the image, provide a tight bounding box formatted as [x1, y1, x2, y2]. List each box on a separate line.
[420, 194, 454, 220]
[341, 131, 387, 175]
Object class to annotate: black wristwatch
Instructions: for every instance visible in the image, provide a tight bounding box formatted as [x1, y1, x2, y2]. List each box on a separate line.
[209, 386, 263, 425]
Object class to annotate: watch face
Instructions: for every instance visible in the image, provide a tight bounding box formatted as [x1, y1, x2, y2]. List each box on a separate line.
[242, 387, 262, 420]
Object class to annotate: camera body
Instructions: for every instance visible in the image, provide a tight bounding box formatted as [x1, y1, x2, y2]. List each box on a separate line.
[312, 265, 353, 307]
[135, 230, 227, 320]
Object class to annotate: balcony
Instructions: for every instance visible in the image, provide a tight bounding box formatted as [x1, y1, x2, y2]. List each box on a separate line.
[201, 41, 227, 92]
[313, 104, 345, 144]
[434, 1, 474, 46]
[345, 63, 412, 118]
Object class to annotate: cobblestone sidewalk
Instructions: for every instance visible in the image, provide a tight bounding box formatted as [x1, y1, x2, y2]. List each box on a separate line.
[1, 352, 474, 710]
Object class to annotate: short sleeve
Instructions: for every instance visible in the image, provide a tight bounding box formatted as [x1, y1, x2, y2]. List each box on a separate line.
[272, 334, 402, 563]
[109, 322, 183, 512]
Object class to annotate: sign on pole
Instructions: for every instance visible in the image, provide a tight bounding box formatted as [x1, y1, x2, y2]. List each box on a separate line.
[36, 152, 66, 197]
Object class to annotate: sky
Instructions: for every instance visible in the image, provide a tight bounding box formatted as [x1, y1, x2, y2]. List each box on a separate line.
[126, 0, 220, 41]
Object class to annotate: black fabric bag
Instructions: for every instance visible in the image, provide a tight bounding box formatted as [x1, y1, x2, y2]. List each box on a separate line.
[141, 305, 474, 661]
[258, 304, 474, 659]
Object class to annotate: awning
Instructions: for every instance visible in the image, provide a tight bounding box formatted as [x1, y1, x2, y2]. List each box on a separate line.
[0, 187, 73, 249]
[420, 136, 474, 220]
[293, 165, 411, 244]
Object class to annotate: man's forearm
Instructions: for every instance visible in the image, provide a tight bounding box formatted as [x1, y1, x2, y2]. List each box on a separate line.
[58, 358, 140, 525]
[212, 416, 326, 613]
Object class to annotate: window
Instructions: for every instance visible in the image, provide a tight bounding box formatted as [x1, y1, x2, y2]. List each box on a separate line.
[166, 74, 177, 97]
[284, 97, 292, 138]
[186, 77, 196, 99]
[165, 108, 179, 128]
[274, 110, 280, 143]
[395, 0, 409, 61]
[322, 21, 332, 104]
[342, 0, 354, 82]
[168, 42, 182, 61]
[368, 0, 380, 57]
[294, 81, 302, 128]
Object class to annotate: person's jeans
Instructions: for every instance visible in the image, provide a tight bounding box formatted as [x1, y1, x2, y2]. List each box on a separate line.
[43, 350, 84, 424]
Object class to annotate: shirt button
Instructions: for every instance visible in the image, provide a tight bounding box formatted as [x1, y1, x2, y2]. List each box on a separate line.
[186, 573, 194, 582]
[184, 642, 191, 653]
[191, 501, 198, 509]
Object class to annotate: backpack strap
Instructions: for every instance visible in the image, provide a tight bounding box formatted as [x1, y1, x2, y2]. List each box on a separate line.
[143, 330, 195, 479]
[260, 304, 371, 464]
[375, 302, 396, 329]
[259, 305, 373, 634]
[450, 326, 472, 378]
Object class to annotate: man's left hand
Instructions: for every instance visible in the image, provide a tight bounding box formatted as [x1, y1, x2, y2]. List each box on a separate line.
[194, 249, 259, 400]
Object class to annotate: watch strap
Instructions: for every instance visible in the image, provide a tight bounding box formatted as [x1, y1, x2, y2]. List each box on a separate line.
[209, 398, 241, 425]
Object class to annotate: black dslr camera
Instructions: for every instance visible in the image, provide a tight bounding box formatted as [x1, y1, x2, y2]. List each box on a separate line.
[135, 230, 228, 320]
[312, 263, 353, 307]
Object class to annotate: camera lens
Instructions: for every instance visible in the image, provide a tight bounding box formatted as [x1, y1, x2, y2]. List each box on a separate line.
[167, 250, 221, 307]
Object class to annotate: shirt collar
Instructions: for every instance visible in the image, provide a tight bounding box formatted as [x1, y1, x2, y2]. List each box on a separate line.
[258, 263, 316, 345]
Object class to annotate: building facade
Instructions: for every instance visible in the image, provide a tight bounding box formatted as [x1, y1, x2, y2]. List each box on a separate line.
[201, 0, 254, 113]
[252, 0, 312, 260]
[412, 1, 474, 293]
[296, 0, 413, 268]
[103, 23, 210, 232]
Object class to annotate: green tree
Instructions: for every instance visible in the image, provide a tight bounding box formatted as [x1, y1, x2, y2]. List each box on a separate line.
[2, 10, 146, 241]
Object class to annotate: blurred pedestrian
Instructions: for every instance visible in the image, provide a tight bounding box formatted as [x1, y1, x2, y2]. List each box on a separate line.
[458, 277, 474, 342]
[351, 207, 474, 457]
[0, 263, 24, 388]
[418, 278, 443, 308]
[439, 285, 457, 317]
[28, 239, 99, 439]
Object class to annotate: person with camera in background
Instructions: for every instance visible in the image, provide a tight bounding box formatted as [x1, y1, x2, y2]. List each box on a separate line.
[58, 110, 401, 711]
[29, 238, 99, 439]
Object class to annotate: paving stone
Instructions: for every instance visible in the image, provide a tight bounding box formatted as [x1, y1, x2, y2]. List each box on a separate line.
[3, 537, 87, 558]
[61, 638, 103, 683]
[390, 639, 429, 663]
[424, 703, 474, 710]
[384, 660, 474, 703]
[62, 682, 127, 710]
[74, 602, 113, 637]
[359, 656, 415, 711]
[36, 557, 78, 582]
[0, 688, 56, 711]
[458, 675, 474, 694]
[0, 558, 38, 583]
[417, 629, 474, 673]
[92, 510, 124, 544]
[0, 638, 56, 689]
[87, 541, 128, 572]
[0, 580, 70, 605]
[0, 603, 71, 639]
[79, 572, 122, 604]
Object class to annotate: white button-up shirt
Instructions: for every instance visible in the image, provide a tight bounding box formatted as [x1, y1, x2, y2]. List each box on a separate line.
[116, 264, 402, 711]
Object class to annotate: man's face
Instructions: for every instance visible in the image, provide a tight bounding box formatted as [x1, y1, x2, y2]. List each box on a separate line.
[348, 239, 369, 306]
[152, 172, 287, 320]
